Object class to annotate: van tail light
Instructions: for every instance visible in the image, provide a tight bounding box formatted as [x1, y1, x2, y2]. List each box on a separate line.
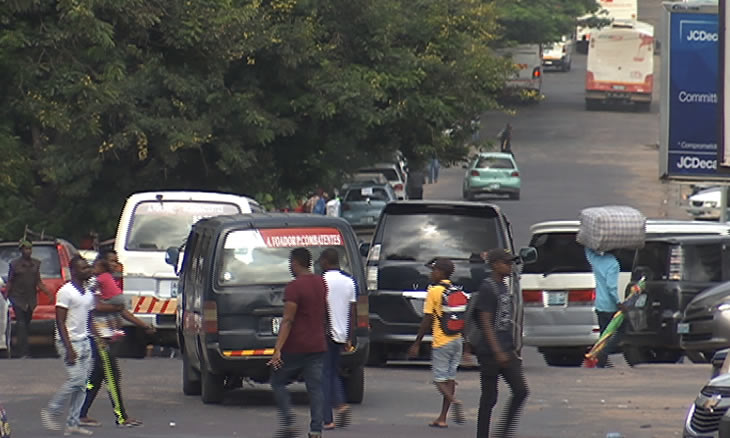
[669, 245, 683, 281]
[356, 294, 369, 329]
[522, 290, 543, 307]
[532, 67, 541, 79]
[511, 171, 519, 177]
[394, 184, 404, 192]
[568, 289, 595, 306]
[203, 300, 218, 334]
[366, 244, 381, 291]
[470, 170, 480, 177]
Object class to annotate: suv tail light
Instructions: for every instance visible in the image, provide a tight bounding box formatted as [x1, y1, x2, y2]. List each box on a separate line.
[568, 289, 595, 306]
[470, 170, 480, 177]
[203, 300, 218, 334]
[523, 290, 543, 307]
[394, 184, 404, 192]
[356, 294, 369, 329]
[511, 171, 519, 177]
[532, 67, 541, 79]
[366, 244, 381, 291]
[669, 245, 683, 281]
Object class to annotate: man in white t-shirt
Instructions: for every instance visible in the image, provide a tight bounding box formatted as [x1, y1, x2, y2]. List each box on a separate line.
[41, 256, 95, 436]
[319, 248, 357, 430]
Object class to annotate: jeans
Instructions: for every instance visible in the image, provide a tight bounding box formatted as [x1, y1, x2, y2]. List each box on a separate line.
[11, 304, 33, 357]
[271, 352, 325, 433]
[477, 353, 529, 438]
[595, 310, 625, 368]
[80, 338, 128, 424]
[322, 340, 346, 425]
[48, 339, 92, 427]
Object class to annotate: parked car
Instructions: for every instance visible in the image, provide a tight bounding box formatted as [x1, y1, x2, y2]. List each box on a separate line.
[683, 351, 730, 437]
[0, 239, 79, 353]
[168, 213, 369, 404]
[360, 200, 537, 365]
[680, 282, 730, 363]
[523, 220, 730, 366]
[542, 36, 573, 72]
[340, 181, 396, 228]
[358, 163, 408, 200]
[623, 235, 730, 366]
[688, 187, 726, 220]
[462, 152, 521, 201]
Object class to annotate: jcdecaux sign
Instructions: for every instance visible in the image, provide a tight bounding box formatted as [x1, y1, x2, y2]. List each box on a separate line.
[661, 3, 721, 179]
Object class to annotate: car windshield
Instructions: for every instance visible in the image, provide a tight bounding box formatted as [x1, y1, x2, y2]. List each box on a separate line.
[218, 228, 352, 286]
[360, 168, 399, 181]
[126, 201, 241, 251]
[0, 245, 61, 279]
[380, 212, 502, 261]
[345, 187, 390, 202]
[475, 157, 514, 169]
[524, 232, 633, 275]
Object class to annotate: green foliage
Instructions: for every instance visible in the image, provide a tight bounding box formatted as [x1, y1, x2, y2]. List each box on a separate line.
[0, 0, 592, 242]
[495, 0, 601, 45]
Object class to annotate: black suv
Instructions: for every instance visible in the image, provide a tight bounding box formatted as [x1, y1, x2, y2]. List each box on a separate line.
[361, 201, 536, 365]
[167, 213, 369, 404]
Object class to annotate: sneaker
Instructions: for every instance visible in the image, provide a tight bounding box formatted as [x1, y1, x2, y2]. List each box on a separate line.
[79, 418, 102, 427]
[64, 425, 93, 436]
[41, 409, 62, 431]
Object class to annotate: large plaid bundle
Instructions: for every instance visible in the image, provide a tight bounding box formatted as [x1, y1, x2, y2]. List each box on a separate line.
[577, 206, 646, 251]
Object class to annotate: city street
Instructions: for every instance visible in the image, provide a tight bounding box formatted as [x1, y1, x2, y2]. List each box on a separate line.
[0, 2, 711, 437]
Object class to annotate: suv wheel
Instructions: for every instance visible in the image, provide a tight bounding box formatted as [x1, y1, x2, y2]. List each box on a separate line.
[650, 349, 682, 364]
[541, 348, 585, 367]
[344, 366, 365, 404]
[366, 343, 387, 367]
[622, 345, 651, 366]
[686, 350, 712, 364]
[200, 359, 225, 404]
[182, 354, 202, 396]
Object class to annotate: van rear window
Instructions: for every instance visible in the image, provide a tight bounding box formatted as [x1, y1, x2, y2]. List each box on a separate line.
[126, 201, 240, 251]
[218, 228, 353, 286]
[523, 232, 633, 275]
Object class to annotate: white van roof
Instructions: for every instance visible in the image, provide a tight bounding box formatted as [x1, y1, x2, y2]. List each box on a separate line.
[530, 219, 730, 235]
[123, 190, 259, 208]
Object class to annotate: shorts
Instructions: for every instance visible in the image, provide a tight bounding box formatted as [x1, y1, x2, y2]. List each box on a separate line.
[431, 337, 463, 382]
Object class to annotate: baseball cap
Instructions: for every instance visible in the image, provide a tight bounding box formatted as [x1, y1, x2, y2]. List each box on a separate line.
[425, 258, 455, 276]
[486, 248, 518, 264]
[18, 239, 32, 249]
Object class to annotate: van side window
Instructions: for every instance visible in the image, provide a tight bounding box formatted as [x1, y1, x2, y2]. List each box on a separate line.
[195, 233, 212, 289]
[182, 232, 200, 307]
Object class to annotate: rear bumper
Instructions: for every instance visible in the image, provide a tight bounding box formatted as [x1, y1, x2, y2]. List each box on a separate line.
[680, 311, 730, 353]
[523, 307, 599, 347]
[585, 90, 652, 103]
[542, 58, 567, 67]
[369, 316, 430, 348]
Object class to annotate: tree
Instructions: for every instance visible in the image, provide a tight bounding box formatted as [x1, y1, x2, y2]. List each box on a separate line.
[494, 0, 602, 45]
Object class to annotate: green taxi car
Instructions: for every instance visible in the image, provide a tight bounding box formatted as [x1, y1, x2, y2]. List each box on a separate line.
[462, 152, 521, 200]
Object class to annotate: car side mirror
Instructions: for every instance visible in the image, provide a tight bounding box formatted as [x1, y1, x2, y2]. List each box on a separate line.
[359, 242, 371, 257]
[165, 247, 180, 269]
[519, 247, 538, 264]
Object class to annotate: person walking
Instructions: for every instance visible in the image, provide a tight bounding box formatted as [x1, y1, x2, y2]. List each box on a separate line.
[584, 247, 624, 368]
[268, 248, 327, 438]
[408, 258, 466, 429]
[6, 240, 53, 358]
[79, 250, 152, 428]
[319, 248, 356, 430]
[41, 256, 95, 436]
[498, 123, 513, 155]
[429, 156, 440, 184]
[473, 249, 528, 438]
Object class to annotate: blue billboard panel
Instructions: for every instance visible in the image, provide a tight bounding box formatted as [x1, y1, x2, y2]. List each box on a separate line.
[667, 12, 719, 178]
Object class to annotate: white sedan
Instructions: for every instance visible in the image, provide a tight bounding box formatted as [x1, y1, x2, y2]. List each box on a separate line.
[687, 187, 726, 220]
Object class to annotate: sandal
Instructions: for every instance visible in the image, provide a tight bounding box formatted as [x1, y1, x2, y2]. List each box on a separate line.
[79, 418, 102, 428]
[323, 423, 336, 430]
[428, 421, 448, 428]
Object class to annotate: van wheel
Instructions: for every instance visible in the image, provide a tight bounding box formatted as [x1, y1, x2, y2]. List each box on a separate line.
[622, 345, 650, 366]
[636, 102, 651, 113]
[686, 350, 712, 364]
[118, 328, 147, 359]
[542, 348, 586, 367]
[649, 349, 682, 364]
[585, 100, 598, 111]
[344, 366, 365, 404]
[509, 191, 520, 201]
[182, 354, 202, 396]
[200, 361, 225, 404]
[366, 343, 387, 367]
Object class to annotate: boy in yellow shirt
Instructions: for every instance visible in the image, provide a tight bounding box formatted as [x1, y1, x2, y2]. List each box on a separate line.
[408, 258, 465, 428]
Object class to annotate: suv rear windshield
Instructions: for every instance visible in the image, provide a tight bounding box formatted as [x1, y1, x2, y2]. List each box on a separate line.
[218, 228, 353, 286]
[360, 168, 399, 182]
[127, 201, 240, 251]
[475, 157, 514, 169]
[524, 232, 633, 275]
[379, 210, 502, 261]
[0, 245, 61, 279]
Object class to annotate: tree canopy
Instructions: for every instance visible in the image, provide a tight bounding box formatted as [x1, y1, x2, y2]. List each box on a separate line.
[0, 0, 596, 242]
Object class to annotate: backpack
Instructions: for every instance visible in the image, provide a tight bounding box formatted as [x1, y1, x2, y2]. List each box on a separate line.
[438, 282, 469, 336]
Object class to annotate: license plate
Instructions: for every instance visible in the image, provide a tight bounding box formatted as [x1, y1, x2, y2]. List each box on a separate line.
[634, 294, 647, 308]
[364, 216, 374, 224]
[547, 291, 567, 306]
[272, 317, 282, 335]
[612, 85, 626, 90]
[677, 323, 690, 334]
[488, 183, 500, 190]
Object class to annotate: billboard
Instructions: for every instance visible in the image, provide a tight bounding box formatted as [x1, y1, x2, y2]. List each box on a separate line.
[721, 0, 730, 167]
[660, 2, 722, 180]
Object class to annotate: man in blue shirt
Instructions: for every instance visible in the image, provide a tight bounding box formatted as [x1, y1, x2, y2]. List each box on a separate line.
[585, 247, 624, 368]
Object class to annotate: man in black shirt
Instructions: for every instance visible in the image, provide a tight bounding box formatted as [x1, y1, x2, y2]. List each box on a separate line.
[474, 249, 528, 438]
